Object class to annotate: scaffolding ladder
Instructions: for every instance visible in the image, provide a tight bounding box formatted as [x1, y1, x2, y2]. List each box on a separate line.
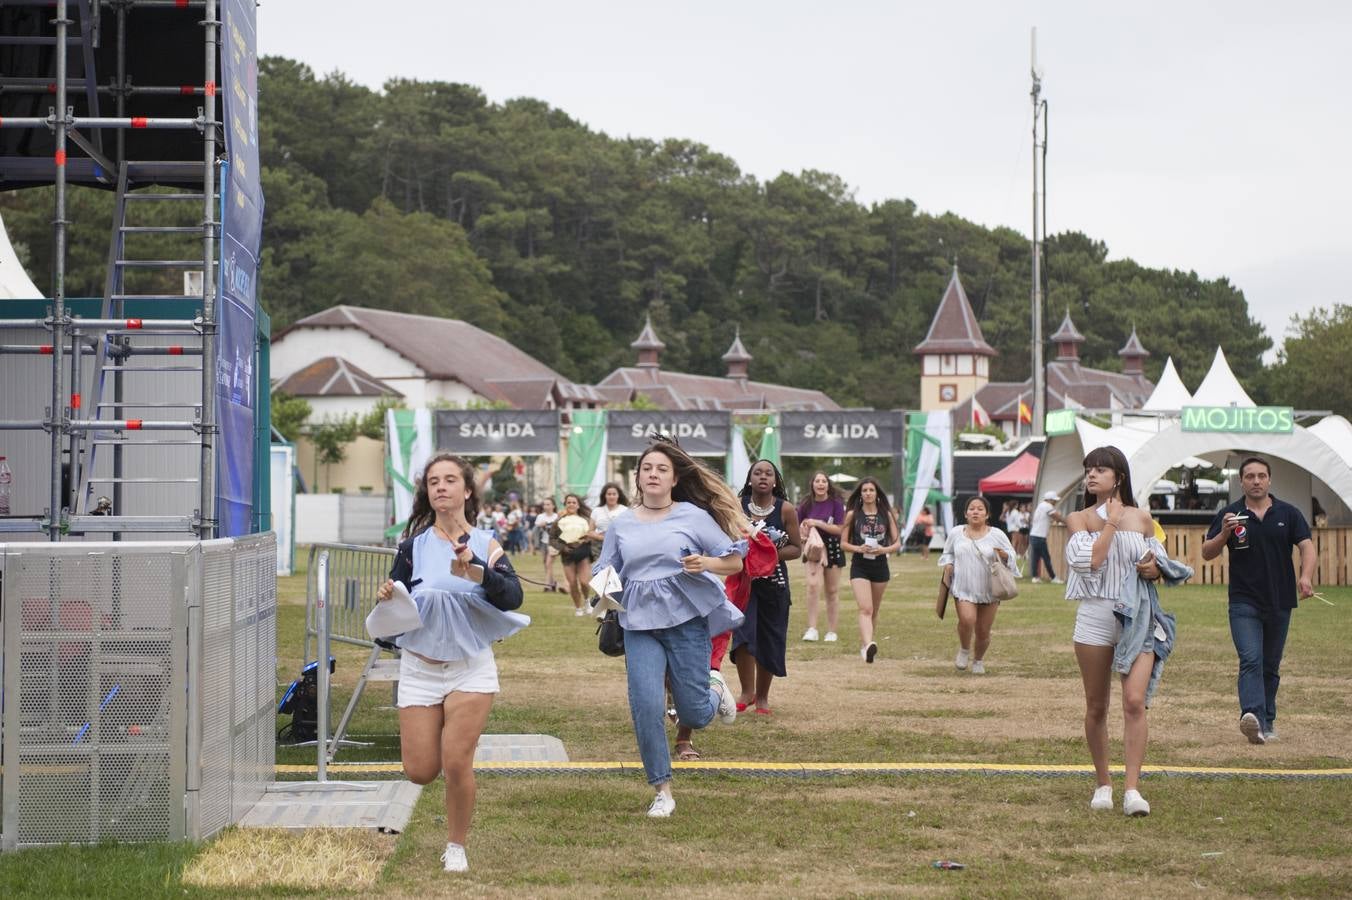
[0, 0, 221, 540]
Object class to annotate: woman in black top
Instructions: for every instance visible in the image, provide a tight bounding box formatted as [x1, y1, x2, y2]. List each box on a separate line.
[840, 477, 901, 664]
[730, 459, 801, 714]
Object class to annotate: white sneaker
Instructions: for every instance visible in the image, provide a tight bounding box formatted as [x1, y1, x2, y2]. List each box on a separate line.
[1123, 789, 1150, 817]
[1031, 577, 1042, 584]
[970, 660, 986, 675]
[802, 627, 819, 642]
[574, 608, 587, 617]
[1240, 712, 1266, 744]
[823, 631, 838, 642]
[1051, 577, 1064, 584]
[647, 791, 676, 818]
[1090, 785, 1113, 811]
[441, 842, 469, 872]
[954, 648, 970, 670]
[1263, 729, 1279, 742]
[709, 670, 737, 724]
[862, 642, 878, 663]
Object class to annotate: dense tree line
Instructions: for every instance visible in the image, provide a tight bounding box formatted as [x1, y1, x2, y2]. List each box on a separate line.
[3, 56, 1315, 412]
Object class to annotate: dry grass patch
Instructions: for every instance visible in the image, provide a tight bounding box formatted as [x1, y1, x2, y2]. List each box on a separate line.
[180, 826, 395, 891]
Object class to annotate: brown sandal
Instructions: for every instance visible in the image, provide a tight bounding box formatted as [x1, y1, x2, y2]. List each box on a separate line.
[675, 740, 701, 761]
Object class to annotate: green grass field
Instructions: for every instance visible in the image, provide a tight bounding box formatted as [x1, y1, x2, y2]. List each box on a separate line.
[4, 547, 1350, 898]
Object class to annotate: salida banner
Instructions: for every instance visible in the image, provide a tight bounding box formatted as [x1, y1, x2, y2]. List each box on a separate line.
[779, 411, 906, 456]
[606, 411, 730, 456]
[434, 410, 560, 454]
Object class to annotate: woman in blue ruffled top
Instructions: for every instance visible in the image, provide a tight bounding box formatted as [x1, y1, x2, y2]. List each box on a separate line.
[592, 436, 746, 818]
[376, 453, 528, 873]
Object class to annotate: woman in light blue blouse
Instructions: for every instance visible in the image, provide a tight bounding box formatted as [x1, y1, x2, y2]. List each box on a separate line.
[593, 436, 746, 818]
[375, 453, 529, 872]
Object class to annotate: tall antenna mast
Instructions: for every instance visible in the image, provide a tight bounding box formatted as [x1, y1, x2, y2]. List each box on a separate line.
[1030, 27, 1048, 436]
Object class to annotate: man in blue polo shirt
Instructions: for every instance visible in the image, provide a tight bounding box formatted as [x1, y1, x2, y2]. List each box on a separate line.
[1201, 456, 1315, 745]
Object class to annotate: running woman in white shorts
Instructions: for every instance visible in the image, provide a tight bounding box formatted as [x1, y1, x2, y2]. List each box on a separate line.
[376, 453, 529, 873]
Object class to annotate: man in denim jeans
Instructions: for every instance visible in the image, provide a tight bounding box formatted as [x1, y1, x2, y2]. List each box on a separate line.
[1202, 457, 1315, 745]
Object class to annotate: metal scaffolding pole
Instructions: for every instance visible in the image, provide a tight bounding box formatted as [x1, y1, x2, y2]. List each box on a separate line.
[48, 0, 71, 539]
[199, 0, 219, 539]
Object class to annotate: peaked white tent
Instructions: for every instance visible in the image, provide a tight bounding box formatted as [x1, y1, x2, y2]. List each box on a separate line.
[1190, 347, 1255, 407]
[1034, 349, 1352, 522]
[0, 211, 43, 298]
[1142, 357, 1193, 411]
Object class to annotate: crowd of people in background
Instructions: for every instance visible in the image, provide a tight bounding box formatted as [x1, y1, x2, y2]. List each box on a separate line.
[373, 446, 1322, 869]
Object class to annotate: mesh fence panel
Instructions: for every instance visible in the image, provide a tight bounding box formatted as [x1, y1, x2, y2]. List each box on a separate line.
[2, 533, 276, 850]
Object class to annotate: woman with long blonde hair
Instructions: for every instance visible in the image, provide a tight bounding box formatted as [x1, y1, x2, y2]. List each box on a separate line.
[592, 436, 748, 817]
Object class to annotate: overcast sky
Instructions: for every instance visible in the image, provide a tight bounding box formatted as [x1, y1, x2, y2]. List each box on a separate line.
[258, 1, 1351, 365]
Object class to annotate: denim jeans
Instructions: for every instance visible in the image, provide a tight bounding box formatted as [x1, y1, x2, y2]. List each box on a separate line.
[1228, 601, 1292, 731]
[1029, 536, 1055, 580]
[625, 616, 718, 786]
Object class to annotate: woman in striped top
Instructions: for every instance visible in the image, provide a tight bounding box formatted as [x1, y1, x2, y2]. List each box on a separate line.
[1064, 445, 1162, 817]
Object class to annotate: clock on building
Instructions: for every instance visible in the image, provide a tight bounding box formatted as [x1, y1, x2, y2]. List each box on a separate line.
[939, 384, 958, 402]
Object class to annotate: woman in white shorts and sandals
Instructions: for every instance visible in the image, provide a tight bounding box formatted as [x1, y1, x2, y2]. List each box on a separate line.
[1064, 445, 1163, 818]
[377, 453, 529, 873]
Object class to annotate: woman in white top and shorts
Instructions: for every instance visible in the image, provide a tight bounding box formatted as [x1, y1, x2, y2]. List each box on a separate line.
[939, 495, 1019, 674]
[1063, 445, 1163, 817]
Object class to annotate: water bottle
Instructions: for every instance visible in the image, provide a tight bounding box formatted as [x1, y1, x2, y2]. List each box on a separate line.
[0, 455, 11, 516]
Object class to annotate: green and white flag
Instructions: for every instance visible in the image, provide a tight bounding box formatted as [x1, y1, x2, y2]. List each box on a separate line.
[901, 410, 953, 541]
[566, 409, 608, 505]
[386, 407, 434, 539]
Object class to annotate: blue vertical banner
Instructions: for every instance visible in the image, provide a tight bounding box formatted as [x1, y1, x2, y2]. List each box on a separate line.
[216, 0, 264, 536]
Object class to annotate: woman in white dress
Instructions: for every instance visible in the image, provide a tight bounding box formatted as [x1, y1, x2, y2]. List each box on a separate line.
[939, 496, 1019, 674]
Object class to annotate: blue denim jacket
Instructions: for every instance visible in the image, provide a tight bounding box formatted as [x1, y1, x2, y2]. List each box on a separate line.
[1112, 539, 1190, 707]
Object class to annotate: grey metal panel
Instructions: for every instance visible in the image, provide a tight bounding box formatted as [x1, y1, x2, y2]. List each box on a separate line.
[1, 547, 19, 850]
[196, 540, 233, 839]
[338, 495, 389, 545]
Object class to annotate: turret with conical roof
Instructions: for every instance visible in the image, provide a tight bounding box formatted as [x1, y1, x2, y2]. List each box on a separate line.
[914, 267, 994, 412]
[1118, 326, 1150, 376]
[1050, 309, 1085, 362]
[721, 327, 752, 381]
[631, 315, 665, 369]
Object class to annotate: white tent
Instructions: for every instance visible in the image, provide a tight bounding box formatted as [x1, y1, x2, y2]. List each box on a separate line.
[1190, 347, 1255, 407]
[1142, 357, 1192, 411]
[0, 211, 43, 298]
[1034, 351, 1352, 519]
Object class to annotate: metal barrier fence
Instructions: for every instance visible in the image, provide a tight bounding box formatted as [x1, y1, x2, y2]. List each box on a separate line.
[301, 542, 396, 779]
[0, 533, 276, 850]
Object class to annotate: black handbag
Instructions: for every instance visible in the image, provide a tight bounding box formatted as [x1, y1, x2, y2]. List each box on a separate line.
[596, 609, 625, 657]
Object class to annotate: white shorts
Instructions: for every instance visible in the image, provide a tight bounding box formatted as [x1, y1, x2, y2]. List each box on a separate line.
[1072, 598, 1123, 647]
[397, 648, 499, 707]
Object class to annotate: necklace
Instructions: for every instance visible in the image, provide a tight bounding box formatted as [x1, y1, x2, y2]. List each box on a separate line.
[641, 500, 674, 510]
[747, 497, 777, 518]
[433, 523, 468, 544]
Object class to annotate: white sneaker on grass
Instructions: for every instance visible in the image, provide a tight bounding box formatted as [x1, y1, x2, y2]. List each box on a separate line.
[647, 791, 676, 818]
[802, 627, 820, 642]
[441, 842, 468, 872]
[970, 660, 986, 675]
[1051, 577, 1064, 584]
[1263, 729, 1279, 742]
[709, 670, 737, 724]
[1031, 577, 1042, 584]
[823, 631, 838, 642]
[1240, 712, 1266, 744]
[1123, 789, 1150, 817]
[954, 648, 970, 670]
[862, 642, 878, 663]
[1090, 785, 1113, 811]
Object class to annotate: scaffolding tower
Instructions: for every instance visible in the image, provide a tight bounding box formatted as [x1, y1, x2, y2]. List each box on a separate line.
[0, 0, 237, 541]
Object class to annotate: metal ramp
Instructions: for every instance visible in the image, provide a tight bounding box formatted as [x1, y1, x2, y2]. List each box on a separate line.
[239, 781, 423, 833]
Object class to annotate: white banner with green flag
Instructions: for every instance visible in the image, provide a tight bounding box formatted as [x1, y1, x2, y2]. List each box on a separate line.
[386, 407, 434, 540]
[901, 410, 953, 542]
[566, 409, 608, 505]
[726, 423, 753, 489]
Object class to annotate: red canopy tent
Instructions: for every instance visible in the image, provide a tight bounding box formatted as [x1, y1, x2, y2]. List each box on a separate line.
[978, 452, 1040, 495]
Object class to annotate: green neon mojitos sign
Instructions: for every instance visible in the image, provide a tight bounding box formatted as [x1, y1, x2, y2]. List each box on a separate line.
[1181, 406, 1294, 434]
